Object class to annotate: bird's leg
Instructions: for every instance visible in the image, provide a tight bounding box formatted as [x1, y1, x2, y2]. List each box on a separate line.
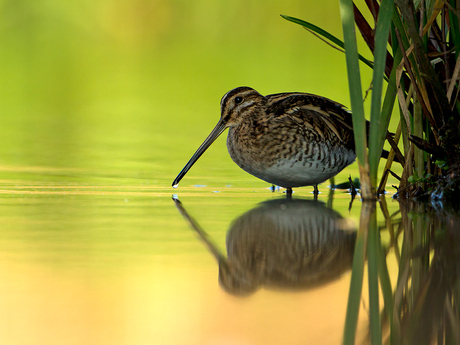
[348, 176, 357, 197]
[313, 185, 319, 201]
[286, 188, 292, 199]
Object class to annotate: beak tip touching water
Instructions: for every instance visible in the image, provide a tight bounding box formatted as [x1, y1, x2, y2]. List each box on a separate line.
[171, 121, 227, 190]
[172, 170, 185, 188]
[172, 175, 181, 188]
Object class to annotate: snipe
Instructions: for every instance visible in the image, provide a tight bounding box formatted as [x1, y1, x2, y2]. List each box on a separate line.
[172, 87, 357, 195]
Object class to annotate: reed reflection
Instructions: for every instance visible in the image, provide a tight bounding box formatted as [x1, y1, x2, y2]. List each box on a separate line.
[173, 197, 356, 296]
[342, 198, 460, 345]
[388, 201, 460, 345]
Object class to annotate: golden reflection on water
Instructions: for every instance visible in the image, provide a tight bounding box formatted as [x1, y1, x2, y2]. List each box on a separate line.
[0, 187, 369, 345]
[0, 258, 361, 345]
[1, 186, 458, 344]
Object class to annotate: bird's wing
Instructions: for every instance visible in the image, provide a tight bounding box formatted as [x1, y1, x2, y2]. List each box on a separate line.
[267, 93, 354, 143]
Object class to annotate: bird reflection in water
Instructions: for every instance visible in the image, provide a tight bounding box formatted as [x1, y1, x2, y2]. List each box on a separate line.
[173, 197, 356, 296]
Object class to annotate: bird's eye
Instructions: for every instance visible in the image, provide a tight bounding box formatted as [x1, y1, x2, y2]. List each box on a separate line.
[235, 96, 243, 104]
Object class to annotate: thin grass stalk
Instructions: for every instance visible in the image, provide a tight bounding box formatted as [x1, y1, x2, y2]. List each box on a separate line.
[339, 0, 372, 199]
[390, 22, 411, 161]
[425, 120, 432, 177]
[414, 99, 424, 181]
[391, 265, 409, 344]
[368, 0, 395, 189]
[399, 144, 414, 192]
[448, 0, 460, 59]
[378, 50, 401, 143]
[447, 53, 460, 104]
[422, 0, 444, 37]
[446, 287, 460, 343]
[391, 202, 413, 344]
[394, 222, 403, 263]
[377, 196, 395, 324]
[392, 10, 421, 85]
[396, 64, 412, 132]
[342, 201, 373, 345]
[368, 206, 381, 344]
[401, 85, 414, 154]
[392, 9, 441, 141]
[399, 103, 410, 157]
[442, 5, 451, 99]
[374, 52, 401, 194]
[378, 122, 402, 192]
[378, 14, 403, 141]
[395, 0, 451, 123]
[378, 247, 394, 341]
[364, 0, 380, 23]
[353, 3, 394, 78]
[378, 195, 396, 248]
[412, 212, 423, 304]
[395, 28, 439, 140]
[445, 294, 460, 344]
[455, 277, 460, 320]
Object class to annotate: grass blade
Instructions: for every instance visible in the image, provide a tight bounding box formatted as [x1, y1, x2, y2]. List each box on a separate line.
[368, 208, 382, 344]
[353, 3, 393, 78]
[343, 201, 372, 345]
[338, 0, 366, 163]
[377, 220, 394, 322]
[448, 0, 460, 58]
[368, 0, 395, 187]
[339, 0, 373, 198]
[280, 14, 376, 72]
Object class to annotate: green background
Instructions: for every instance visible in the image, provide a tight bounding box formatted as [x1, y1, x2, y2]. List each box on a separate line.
[0, 0, 396, 190]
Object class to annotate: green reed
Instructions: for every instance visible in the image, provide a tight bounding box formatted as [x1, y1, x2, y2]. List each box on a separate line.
[282, 0, 460, 343]
[284, 0, 460, 200]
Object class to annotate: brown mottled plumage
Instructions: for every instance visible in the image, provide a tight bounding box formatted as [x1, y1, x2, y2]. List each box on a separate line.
[172, 87, 357, 193]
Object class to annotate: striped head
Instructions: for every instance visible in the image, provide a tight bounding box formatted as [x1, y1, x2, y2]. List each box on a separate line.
[219, 87, 265, 127]
[172, 86, 264, 187]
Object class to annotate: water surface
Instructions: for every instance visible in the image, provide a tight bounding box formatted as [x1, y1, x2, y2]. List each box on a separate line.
[0, 186, 373, 344]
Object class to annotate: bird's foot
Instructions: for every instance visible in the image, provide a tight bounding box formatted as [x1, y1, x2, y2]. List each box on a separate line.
[313, 185, 319, 201]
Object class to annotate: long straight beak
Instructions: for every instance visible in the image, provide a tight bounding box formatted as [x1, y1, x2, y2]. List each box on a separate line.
[172, 120, 227, 187]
